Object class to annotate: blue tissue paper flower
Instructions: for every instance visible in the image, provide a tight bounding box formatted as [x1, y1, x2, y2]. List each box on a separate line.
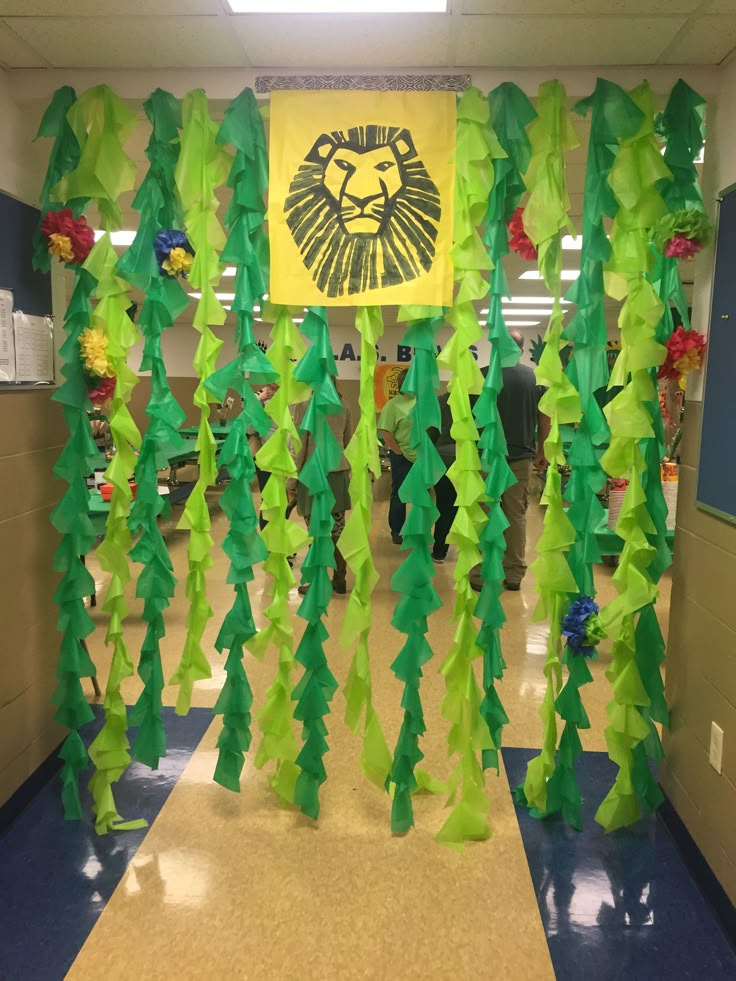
[153, 229, 193, 274]
[561, 596, 600, 657]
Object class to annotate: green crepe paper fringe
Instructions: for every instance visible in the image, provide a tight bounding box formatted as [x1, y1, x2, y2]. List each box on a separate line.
[472, 83, 536, 783]
[32, 85, 87, 272]
[339, 306, 392, 790]
[512, 81, 584, 822]
[595, 81, 706, 831]
[122, 90, 188, 772]
[36, 86, 96, 819]
[169, 90, 231, 715]
[563, 80, 644, 601]
[249, 305, 310, 805]
[386, 308, 445, 835]
[434, 87, 501, 848]
[291, 307, 341, 820]
[594, 82, 670, 832]
[57, 85, 142, 835]
[204, 87, 277, 792]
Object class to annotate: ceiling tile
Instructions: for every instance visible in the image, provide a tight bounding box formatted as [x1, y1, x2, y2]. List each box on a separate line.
[0, 0, 219, 13]
[659, 14, 736, 63]
[462, 0, 700, 10]
[4, 16, 249, 68]
[232, 14, 451, 69]
[455, 14, 687, 66]
[0, 20, 45, 66]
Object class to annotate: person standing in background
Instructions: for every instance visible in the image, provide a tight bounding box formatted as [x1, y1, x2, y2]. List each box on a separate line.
[432, 390, 458, 563]
[248, 382, 280, 530]
[377, 368, 415, 545]
[288, 385, 354, 595]
[491, 330, 549, 591]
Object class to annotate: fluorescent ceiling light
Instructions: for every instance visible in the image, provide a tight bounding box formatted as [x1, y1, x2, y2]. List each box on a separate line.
[189, 292, 237, 302]
[503, 321, 540, 327]
[520, 270, 579, 281]
[501, 308, 554, 316]
[222, 267, 237, 277]
[562, 235, 583, 250]
[505, 296, 571, 305]
[93, 230, 136, 246]
[226, 0, 447, 10]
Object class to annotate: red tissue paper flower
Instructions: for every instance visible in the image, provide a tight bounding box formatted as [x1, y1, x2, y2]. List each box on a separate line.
[88, 375, 116, 405]
[507, 206, 538, 261]
[40, 209, 95, 264]
[658, 325, 707, 387]
[665, 233, 702, 260]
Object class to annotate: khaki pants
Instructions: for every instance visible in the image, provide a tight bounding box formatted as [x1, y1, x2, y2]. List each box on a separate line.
[468, 457, 532, 590]
[502, 458, 533, 585]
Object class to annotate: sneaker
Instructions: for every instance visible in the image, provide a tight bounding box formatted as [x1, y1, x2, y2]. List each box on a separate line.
[297, 582, 309, 595]
[432, 549, 447, 564]
[504, 580, 521, 592]
[391, 534, 403, 545]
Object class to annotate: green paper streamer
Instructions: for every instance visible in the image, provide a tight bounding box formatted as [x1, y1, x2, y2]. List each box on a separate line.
[250, 305, 310, 804]
[564, 80, 643, 599]
[340, 306, 392, 789]
[204, 87, 277, 792]
[67, 85, 142, 835]
[32, 85, 87, 272]
[435, 87, 501, 848]
[169, 90, 231, 715]
[596, 80, 706, 831]
[37, 86, 98, 819]
[513, 81, 583, 821]
[291, 307, 341, 820]
[122, 89, 188, 771]
[386, 310, 445, 834]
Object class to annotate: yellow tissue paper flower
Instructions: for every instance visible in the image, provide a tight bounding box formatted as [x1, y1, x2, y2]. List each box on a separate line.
[163, 247, 193, 276]
[79, 327, 114, 377]
[48, 233, 74, 263]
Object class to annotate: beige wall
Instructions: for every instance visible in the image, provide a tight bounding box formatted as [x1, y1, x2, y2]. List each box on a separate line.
[660, 60, 736, 904]
[0, 390, 66, 806]
[0, 71, 68, 807]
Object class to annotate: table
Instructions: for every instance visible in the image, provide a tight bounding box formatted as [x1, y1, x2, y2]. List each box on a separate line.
[595, 512, 675, 560]
[180, 420, 234, 440]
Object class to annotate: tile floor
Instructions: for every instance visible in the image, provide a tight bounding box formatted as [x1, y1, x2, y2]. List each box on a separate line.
[2, 478, 734, 980]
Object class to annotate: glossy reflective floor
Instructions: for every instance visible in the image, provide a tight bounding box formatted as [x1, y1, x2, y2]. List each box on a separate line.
[2, 477, 734, 980]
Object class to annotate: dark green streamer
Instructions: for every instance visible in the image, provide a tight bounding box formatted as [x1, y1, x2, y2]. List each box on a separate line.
[204, 88, 277, 791]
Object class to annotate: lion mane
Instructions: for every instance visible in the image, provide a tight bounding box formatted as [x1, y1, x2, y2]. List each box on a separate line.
[284, 125, 441, 299]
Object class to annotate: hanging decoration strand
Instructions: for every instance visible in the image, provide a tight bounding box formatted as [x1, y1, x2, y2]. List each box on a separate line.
[386, 306, 445, 834]
[435, 87, 499, 847]
[249, 304, 310, 805]
[339, 306, 392, 789]
[513, 81, 585, 825]
[204, 87, 277, 791]
[121, 88, 189, 771]
[169, 89, 231, 714]
[36, 85, 99, 821]
[291, 306, 341, 820]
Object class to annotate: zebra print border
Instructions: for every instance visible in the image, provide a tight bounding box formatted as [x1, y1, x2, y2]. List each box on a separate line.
[255, 74, 471, 93]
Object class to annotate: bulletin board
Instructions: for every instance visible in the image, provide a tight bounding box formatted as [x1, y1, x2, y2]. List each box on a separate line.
[697, 184, 736, 524]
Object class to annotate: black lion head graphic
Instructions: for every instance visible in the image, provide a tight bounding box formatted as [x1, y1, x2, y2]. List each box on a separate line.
[284, 125, 441, 299]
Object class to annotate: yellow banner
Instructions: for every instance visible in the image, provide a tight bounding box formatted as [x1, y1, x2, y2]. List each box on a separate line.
[269, 90, 456, 308]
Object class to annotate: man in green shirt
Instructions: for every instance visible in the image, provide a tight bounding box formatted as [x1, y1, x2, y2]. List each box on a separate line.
[378, 368, 416, 544]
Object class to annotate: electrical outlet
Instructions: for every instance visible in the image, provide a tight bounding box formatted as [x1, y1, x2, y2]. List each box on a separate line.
[709, 722, 724, 774]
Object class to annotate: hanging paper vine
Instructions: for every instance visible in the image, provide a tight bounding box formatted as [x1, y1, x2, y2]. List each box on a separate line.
[386, 307, 444, 834]
[339, 306, 392, 789]
[434, 87, 500, 847]
[118, 89, 189, 772]
[290, 307, 341, 820]
[37, 86, 98, 820]
[169, 89, 231, 714]
[59, 86, 142, 834]
[249, 305, 310, 804]
[203, 87, 277, 791]
[513, 81, 586, 825]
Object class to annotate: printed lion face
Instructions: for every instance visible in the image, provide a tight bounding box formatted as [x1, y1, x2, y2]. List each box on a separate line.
[284, 125, 441, 299]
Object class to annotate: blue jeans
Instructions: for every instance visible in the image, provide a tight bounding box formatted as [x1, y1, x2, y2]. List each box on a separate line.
[388, 451, 412, 537]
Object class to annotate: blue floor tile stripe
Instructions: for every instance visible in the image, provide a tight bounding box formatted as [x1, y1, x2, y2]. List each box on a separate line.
[502, 748, 736, 981]
[0, 706, 212, 981]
